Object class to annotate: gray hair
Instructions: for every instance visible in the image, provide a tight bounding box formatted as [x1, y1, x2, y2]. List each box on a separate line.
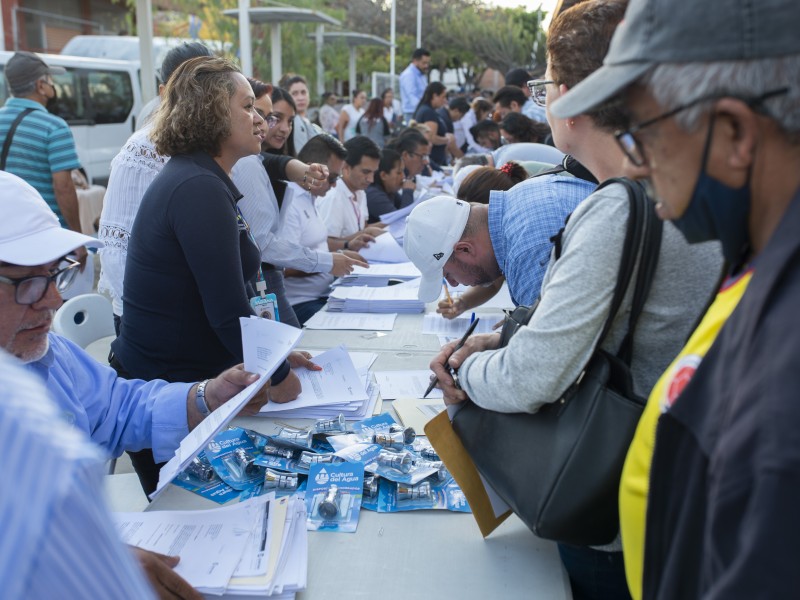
[641, 54, 800, 139]
[9, 77, 40, 98]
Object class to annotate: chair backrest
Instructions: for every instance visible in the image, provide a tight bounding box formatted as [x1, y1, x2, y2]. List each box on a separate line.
[52, 293, 115, 349]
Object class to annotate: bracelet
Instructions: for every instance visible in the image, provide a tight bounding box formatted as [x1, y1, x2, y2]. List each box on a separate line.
[343, 240, 349, 250]
[195, 379, 211, 417]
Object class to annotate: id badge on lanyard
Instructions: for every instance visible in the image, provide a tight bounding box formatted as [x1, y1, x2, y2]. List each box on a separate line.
[237, 203, 281, 321]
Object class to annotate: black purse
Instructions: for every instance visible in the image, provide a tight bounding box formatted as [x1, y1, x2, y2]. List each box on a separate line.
[452, 178, 663, 546]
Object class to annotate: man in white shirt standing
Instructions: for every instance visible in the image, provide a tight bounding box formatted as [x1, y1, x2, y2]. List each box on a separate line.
[399, 48, 431, 124]
[317, 136, 384, 242]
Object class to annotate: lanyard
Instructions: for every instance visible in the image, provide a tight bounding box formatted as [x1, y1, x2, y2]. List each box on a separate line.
[234, 203, 267, 296]
[348, 194, 362, 229]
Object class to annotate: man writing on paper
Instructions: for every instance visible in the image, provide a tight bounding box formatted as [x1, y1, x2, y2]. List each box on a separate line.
[0, 171, 275, 598]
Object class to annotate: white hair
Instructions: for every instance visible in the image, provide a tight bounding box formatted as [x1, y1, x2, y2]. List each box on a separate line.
[641, 54, 800, 139]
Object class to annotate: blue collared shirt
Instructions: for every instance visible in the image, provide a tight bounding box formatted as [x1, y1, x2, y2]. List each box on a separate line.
[399, 63, 427, 115]
[24, 333, 192, 462]
[488, 174, 596, 305]
[1, 350, 155, 599]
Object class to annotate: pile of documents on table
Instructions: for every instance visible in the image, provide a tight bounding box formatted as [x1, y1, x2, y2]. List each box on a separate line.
[333, 262, 421, 288]
[327, 279, 425, 313]
[114, 494, 307, 598]
[258, 345, 380, 420]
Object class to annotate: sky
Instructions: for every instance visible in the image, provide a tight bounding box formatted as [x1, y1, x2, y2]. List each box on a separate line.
[486, 0, 559, 28]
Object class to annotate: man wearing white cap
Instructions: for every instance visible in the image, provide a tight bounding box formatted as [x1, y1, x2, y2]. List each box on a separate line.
[549, 0, 800, 597]
[0, 171, 270, 598]
[404, 174, 592, 306]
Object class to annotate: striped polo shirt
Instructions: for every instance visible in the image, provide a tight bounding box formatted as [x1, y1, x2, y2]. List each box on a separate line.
[0, 97, 81, 226]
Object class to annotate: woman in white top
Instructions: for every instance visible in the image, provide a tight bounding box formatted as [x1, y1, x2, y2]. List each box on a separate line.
[285, 75, 317, 154]
[336, 89, 367, 141]
[318, 92, 339, 135]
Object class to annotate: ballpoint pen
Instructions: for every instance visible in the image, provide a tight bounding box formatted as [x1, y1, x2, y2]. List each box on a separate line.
[442, 278, 454, 306]
[423, 316, 481, 398]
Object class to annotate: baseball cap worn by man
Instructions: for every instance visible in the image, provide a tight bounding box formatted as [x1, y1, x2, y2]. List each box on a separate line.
[0, 172, 101, 266]
[404, 196, 471, 302]
[550, 0, 800, 119]
[4, 51, 65, 92]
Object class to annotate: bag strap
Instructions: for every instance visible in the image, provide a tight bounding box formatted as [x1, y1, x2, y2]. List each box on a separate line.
[592, 177, 663, 364]
[0, 108, 35, 171]
[525, 154, 599, 184]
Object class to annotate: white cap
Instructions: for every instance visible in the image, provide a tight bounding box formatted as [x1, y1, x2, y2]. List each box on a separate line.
[404, 196, 470, 302]
[0, 171, 102, 266]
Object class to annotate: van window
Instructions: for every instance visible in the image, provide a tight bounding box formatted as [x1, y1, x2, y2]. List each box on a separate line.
[86, 70, 133, 124]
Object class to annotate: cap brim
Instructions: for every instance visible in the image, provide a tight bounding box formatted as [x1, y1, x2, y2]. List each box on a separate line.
[549, 61, 652, 119]
[0, 228, 102, 267]
[46, 65, 66, 75]
[417, 271, 444, 303]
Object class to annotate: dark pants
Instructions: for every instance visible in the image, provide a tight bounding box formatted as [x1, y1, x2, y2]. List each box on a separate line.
[109, 352, 163, 497]
[558, 544, 632, 600]
[262, 267, 301, 328]
[292, 298, 327, 326]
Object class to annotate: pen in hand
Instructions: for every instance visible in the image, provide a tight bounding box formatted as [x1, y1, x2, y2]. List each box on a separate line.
[423, 317, 481, 399]
[442, 278, 454, 306]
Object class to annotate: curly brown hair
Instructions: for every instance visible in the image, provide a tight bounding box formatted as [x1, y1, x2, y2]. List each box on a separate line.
[456, 161, 528, 204]
[151, 56, 240, 157]
[547, 0, 628, 131]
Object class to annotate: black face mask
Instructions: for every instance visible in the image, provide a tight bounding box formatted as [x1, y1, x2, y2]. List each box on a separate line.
[45, 86, 59, 115]
[673, 114, 752, 265]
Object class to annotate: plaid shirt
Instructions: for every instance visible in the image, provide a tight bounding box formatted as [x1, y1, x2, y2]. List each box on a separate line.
[488, 174, 596, 305]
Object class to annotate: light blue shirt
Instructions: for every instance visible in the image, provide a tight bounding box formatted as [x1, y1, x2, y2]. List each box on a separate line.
[399, 63, 427, 115]
[522, 97, 548, 123]
[24, 333, 192, 462]
[488, 174, 596, 305]
[0, 350, 155, 599]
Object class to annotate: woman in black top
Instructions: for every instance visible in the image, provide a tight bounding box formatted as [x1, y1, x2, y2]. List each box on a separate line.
[365, 149, 415, 223]
[413, 81, 451, 167]
[112, 56, 307, 493]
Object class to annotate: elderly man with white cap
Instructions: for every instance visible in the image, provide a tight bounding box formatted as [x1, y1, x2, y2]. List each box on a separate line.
[0, 171, 271, 599]
[404, 170, 592, 308]
[547, 0, 800, 597]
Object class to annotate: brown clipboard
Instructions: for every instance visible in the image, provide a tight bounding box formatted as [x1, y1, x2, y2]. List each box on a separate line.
[424, 410, 512, 537]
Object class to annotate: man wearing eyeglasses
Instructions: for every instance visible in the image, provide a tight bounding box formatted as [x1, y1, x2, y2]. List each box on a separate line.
[551, 0, 800, 598]
[0, 52, 84, 265]
[0, 170, 270, 599]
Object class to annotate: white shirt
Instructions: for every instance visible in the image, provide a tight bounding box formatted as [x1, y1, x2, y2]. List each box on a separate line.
[98, 123, 167, 315]
[232, 155, 333, 274]
[319, 104, 339, 135]
[341, 104, 364, 141]
[316, 180, 367, 238]
[0, 350, 155, 599]
[279, 183, 335, 305]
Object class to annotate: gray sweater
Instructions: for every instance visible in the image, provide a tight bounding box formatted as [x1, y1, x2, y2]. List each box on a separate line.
[460, 182, 722, 414]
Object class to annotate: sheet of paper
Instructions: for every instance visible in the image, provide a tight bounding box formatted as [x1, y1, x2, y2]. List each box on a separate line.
[421, 313, 499, 336]
[359, 231, 409, 263]
[379, 199, 420, 224]
[350, 261, 421, 278]
[259, 345, 366, 413]
[240, 316, 305, 375]
[393, 397, 446, 432]
[373, 369, 443, 400]
[113, 500, 256, 593]
[303, 311, 397, 331]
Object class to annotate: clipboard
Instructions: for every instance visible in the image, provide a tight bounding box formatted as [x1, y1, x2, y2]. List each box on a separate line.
[424, 410, 512, 537]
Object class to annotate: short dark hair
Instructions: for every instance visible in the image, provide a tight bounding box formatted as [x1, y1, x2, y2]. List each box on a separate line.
[247, 77, 272, 100]
[504, 68, 532, 89]
[469, 120, 500, 140]
[375, 148, 403, 191]
[449, 96, 470, 115]
[298, 133, 347, 165]
[159, 42, 212, 84]
[493, 86, 527, 109]
[388, 128, 428, 154]
[500, 112, 551, 143]
[412, 48, 430, 60]
[344, 135, 381, 167]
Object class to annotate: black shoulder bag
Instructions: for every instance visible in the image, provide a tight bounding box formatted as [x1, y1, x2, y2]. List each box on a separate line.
[451, 178, 663, 546]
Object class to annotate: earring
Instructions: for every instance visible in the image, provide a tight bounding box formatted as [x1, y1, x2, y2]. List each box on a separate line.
[569, 119, 575, 127]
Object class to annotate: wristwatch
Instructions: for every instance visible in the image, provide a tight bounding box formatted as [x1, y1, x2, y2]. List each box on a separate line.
[195, 379, 211, 417]
[450, 367, 463, 391]
[343, 240, 350, 250]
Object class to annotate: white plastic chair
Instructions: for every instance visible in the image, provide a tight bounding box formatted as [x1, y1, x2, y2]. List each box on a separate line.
[52, 292, 115, 349]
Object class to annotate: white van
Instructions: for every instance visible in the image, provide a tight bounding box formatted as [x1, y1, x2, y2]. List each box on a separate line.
[0, 51, 142, 185]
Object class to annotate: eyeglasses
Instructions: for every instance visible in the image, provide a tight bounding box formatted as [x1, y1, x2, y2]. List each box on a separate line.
[264, 115, 280, 129]
[615, 87, 789, 167]
[528, 79, 554, 107]
[409, 152, 430, 162]
[0, 258, 80, 305]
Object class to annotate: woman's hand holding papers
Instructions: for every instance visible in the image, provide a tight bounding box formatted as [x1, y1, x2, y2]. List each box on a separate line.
[430, 333, 501, 405]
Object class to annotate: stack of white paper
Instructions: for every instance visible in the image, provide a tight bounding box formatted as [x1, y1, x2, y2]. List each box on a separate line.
[421, 313, 499, 337]
[327, 279, 425, 313]
[334, 262, 421, 287]
[258, 346, 380, 420]
[358, 231, 409, 263]
[114, 495, 308, 598]
[303, 311, 397, 331]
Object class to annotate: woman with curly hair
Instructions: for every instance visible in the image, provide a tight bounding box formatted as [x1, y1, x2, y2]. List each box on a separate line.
[111, 56, 306, 494]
